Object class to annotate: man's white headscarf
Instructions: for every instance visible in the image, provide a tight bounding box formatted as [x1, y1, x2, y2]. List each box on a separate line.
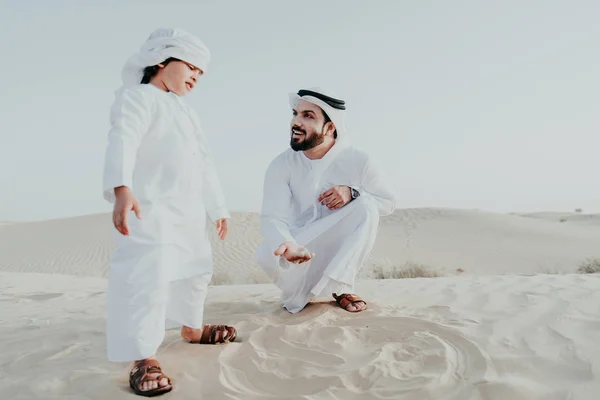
[289, 87, 347, 141]
[121, 27, 211, 86]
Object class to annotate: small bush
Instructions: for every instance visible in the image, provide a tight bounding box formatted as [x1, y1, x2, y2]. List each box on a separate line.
[372, 263, 440, 279]
[577, 259, 600, 274]
[539, 267, 561, 275]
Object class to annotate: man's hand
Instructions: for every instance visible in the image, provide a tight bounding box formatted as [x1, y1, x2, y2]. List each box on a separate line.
[274, 241, 315, 264]
[112, 186, 141, 236]
[216, 218, 229, 240]
[318, 186, 352, 210]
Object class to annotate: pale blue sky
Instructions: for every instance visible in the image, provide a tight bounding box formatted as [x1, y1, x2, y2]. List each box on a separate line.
[1, 1, 598, 221]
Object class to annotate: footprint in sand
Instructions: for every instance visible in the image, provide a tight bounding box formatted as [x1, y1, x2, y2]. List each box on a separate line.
[218, 313, 489, 399]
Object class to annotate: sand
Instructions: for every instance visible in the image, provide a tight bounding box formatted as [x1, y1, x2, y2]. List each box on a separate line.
[1, 209, 600, 399]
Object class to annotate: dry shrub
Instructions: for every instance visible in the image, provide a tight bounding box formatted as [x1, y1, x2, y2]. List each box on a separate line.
[577, 259, 600, 274]
[372, 263, 440, 279]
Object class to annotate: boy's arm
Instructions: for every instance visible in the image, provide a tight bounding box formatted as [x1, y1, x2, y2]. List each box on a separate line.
[103, 88, 153, 203]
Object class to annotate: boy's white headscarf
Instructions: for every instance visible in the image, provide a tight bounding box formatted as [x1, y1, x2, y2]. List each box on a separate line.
[289, 87, 347, 141]
[121, 27, 211, 86]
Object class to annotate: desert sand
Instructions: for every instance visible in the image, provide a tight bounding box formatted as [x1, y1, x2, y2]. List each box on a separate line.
[1, 209, 600, 399]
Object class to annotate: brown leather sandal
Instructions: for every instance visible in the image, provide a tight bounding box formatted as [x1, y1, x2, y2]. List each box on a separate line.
[190, 324, 237, 344]
[129, 359, 172, 397]
[333, 293, 368, 312]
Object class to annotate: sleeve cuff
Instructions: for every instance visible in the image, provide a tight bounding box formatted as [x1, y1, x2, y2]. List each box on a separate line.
[278, 255, 293, 270]
[102, 182, 132, 203]
[207, 206, 230, 222]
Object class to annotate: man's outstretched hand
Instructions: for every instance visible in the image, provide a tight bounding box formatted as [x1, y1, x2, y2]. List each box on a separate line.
[274, 241, 315, 264]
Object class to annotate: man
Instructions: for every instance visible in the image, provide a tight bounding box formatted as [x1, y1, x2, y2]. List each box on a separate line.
[256, 88, 396, 314]
[103, 28, 236, 397]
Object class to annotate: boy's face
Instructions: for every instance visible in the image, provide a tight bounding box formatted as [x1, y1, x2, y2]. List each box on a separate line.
[157, 60, 203, 96]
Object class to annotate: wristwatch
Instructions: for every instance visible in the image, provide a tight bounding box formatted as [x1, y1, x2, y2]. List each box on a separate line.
[350, 186, 360, 200]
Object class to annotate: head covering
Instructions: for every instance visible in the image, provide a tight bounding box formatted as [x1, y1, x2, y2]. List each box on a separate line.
[121, 28, 211, 86]
[289, 87, 347, 140]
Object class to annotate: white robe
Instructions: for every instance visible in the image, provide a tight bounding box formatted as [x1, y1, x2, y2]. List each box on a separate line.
[256, 142, 395, 313]
[102, 83, 228, 362]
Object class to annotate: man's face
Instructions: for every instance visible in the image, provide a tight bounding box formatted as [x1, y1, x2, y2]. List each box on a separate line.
[158, 60, 203, 96]
[290, 99, 330, 151]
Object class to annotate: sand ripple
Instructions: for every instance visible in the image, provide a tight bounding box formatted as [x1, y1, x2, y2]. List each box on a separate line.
[219, 311, 488, 399]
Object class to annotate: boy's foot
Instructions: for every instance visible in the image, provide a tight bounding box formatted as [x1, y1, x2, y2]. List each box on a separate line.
[181, 324, 237, 344]
[129, 357, 172, 397]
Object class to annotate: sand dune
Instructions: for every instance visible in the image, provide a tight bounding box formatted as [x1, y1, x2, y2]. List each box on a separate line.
[373, 208, 600, 277]
[0, 213, 115, 277]
[1, 271, 598, 399]
[1, 209, 599, 283]
[516, 211, 600, 226]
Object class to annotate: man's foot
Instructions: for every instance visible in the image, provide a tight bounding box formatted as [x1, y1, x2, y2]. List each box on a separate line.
[129, 357, 172, 397]
[181, 324, 237, 344]
[332, 293, 367, 312]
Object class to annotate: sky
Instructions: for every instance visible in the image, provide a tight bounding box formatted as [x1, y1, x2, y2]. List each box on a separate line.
[0, 0, 598, 221]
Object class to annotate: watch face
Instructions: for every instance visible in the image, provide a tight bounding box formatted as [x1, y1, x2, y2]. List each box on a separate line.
[351, 188, 359, 198]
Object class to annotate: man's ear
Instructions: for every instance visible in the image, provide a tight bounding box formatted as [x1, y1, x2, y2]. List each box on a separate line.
[325, 121, 336, 137]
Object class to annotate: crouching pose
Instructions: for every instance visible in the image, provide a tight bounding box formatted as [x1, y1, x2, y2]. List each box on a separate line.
[256, 88, 396, 314]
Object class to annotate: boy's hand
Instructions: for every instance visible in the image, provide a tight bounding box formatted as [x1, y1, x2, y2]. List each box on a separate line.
[216, 218, 229, 240]
[112, 186, 141, 236]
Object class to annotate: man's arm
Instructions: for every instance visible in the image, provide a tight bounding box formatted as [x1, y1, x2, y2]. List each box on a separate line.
[358, 155, 396, 216]
[260, 156, 297, 250]
[260, 154, 316, 267]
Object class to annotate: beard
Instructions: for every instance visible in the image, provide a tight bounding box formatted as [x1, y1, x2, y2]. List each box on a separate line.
[289, 126, 325, 151]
